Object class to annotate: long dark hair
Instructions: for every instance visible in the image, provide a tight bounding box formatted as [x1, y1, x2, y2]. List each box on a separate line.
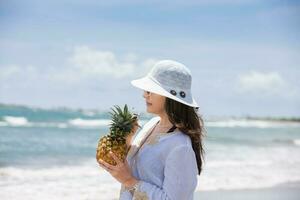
[165, 97, 206, 176]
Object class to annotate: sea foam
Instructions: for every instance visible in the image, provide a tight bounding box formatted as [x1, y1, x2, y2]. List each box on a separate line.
[206, 119, 300, 128]
[2, 116, 30, 126]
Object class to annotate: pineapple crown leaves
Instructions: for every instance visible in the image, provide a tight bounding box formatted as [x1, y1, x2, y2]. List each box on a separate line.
[108, 104, 139, 137]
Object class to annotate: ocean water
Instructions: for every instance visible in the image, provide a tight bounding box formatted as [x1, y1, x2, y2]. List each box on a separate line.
[0, 104, 300, 199]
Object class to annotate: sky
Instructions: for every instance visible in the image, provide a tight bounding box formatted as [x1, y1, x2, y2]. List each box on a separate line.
[0, 0, 299, 117]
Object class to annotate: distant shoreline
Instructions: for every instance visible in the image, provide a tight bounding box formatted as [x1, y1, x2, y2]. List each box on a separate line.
[241, 116, 300, 122]
[0, 102, 299, 122]
[204, 115, 300, 123]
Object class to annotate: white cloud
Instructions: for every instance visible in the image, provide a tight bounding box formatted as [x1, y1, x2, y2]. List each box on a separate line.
[238, 71, 285, 91]
[55, 45, 157, 83]
[235, 71, 298, 98]
[138, 58, 158, 76]
[68, 46, 136, 79]
[122, 53, 138, 62]
[0, 65, 20, 80]
[0, 65, 39, 85]
[1, 46, 158, 86]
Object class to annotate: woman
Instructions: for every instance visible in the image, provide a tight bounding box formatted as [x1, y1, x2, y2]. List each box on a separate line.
[98, 60, 206, 200]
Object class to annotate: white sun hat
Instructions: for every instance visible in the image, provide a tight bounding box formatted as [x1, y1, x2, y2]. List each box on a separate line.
[131, 60, 198, 108]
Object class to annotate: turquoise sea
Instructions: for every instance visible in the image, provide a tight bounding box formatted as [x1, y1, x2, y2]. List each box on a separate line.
[0, 104, 300, 199]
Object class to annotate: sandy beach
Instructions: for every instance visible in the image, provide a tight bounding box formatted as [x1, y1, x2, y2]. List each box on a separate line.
[194, 181, 300, 200]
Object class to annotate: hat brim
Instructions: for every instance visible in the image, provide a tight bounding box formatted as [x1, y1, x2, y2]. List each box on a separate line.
[131, 76, 198, 108]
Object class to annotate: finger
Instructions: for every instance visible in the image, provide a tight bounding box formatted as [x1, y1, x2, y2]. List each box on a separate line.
[137, 123, 142, 128]
[98, 162, 110, 171]
[98, 159, 116, 171]
[109, 151, 123, 165]
[124, 158, 129, 165]
[134, 121, 141, 129]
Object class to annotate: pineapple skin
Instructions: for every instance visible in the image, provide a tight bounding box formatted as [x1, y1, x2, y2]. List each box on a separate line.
[96, 104, 139, 166]
[96, 118, 139, 166]
[96, 135, 128, 166]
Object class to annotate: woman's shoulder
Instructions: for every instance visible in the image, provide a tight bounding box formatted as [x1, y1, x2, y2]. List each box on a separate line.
[158, 131, 195, 165]
[161, 129, 193, 149]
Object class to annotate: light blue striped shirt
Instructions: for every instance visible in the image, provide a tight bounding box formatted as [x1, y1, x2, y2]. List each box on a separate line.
[119, 116, 198, 200]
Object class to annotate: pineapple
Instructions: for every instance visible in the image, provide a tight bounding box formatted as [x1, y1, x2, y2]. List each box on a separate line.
[96, 104, 139, 166]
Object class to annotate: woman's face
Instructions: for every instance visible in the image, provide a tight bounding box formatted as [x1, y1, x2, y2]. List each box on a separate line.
[143, 90, 166, 114]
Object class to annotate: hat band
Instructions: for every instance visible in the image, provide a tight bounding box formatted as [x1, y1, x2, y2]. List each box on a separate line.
[147, 74, 193, 102]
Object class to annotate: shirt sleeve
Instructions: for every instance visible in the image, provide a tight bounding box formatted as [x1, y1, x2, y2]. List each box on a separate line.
[118, 183, 133, 200]
[119, 190, 133, 200]
[132, 145, 198, 200]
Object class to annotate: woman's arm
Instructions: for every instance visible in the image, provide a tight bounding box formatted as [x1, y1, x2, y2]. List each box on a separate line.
[132, 145, 198, 200]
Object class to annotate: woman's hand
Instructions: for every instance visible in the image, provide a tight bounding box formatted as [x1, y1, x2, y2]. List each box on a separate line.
[98, 151, 138, 187]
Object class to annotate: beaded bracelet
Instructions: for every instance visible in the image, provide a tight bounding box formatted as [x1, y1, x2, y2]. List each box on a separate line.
[127, 180, 140, 193]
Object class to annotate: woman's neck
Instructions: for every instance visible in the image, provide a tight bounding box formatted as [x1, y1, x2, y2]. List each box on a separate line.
[157, 112, 173, 127]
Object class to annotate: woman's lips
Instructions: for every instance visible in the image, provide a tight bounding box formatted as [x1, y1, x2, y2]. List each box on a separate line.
[146, 102, 152, 106]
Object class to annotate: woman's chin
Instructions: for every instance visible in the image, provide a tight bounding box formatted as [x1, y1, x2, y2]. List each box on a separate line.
[146, 107, 153, 113]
